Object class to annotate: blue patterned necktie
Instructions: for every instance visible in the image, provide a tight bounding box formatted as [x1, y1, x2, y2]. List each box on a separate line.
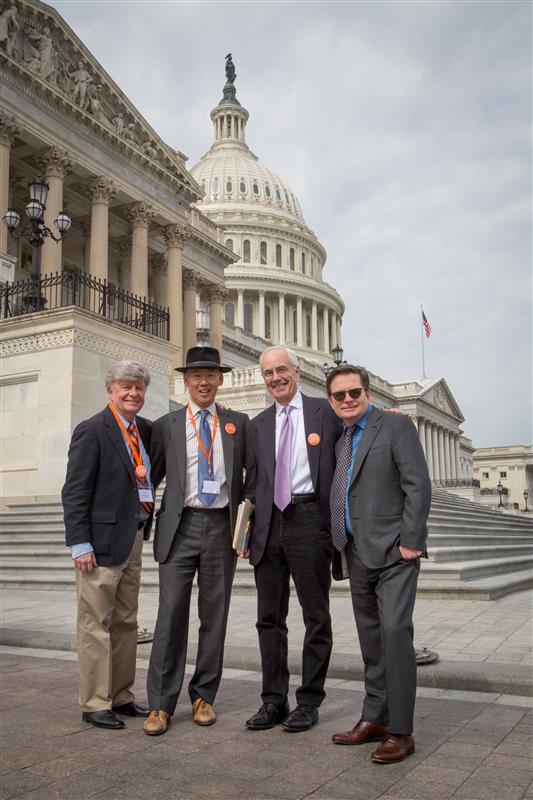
[198, 409, 215, 507]
[330, 425, 357, 551]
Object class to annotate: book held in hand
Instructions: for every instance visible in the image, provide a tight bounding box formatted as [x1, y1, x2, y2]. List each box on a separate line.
[233, 498, 255, 552]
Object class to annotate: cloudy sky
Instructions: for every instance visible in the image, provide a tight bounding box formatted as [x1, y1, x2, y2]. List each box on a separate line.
[50, 0, 532, 448]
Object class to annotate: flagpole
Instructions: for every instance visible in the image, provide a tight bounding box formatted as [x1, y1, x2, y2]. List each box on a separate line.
[420, 304, 426, 379]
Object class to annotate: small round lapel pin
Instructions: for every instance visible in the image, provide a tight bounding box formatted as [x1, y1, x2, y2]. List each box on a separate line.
[307, 433, 320, 446]
[225, 422, 237, 435]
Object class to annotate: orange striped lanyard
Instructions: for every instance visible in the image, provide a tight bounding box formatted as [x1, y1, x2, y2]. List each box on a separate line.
[188, 404, 218, 472]
[107, 402, 143, 469]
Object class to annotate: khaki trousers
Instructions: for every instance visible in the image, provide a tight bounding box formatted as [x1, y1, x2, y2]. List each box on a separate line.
[76, 530, 143, 712]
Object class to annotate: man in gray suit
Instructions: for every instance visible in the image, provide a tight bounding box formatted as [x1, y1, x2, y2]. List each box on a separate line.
[327, 364, 431, 764]
[144, 347, 248, 735]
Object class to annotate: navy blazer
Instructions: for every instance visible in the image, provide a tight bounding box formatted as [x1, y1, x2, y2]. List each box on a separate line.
[244, 393, 342, 566]
[62, 406, 153, 567]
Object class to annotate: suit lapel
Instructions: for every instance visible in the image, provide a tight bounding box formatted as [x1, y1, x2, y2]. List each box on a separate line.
[301, 394, 322, 491]
[349, 407, 384, 487]
[217, 405, 234, 493]
[104, 406, 136, 485]
[258, 404, 276, 487]
[170, 407, 187, 496]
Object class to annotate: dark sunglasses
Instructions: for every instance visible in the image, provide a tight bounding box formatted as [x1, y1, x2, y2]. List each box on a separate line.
[330, 388, 364, 402]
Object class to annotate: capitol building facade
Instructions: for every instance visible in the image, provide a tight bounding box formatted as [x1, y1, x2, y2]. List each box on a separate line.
[0, 0, 476, 501]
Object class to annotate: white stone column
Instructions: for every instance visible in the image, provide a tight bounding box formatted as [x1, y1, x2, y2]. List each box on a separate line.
[311, 301, 318, 350]
[38, 148, 73, 275]
[183, 268, 200, 354]
[454, 435, 461, 479]
[418, 417, 426, 456]
[425, 422, 434, 480]
[209, 284, 225, 353]
[432, 424, 440, 481]
[331, 312, 338, 349]
[79, 217, 91, 273]
[128, 201, 155, 299]
[323, 307, 330, 354]
[0, 114, 19, 255]
[438, 427, 446, 479]
[444, 431, 452, 479]
[236, 289, 244, 328]
[151, 253, 167, 308]
[278, 293, 285, 344]
[296, 296, 303, 346]
[336, 315, 342, 349]
[117, 236, 131, 291]
[258, 290, 266, 339]
[86, 177, 116, 283]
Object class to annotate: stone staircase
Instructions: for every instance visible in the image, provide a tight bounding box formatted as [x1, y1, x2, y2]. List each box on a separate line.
[1, 488, 532, 599]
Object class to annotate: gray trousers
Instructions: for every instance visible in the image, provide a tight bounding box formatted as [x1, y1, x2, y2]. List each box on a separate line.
[147, 508, 236, 715]
[347, 541, 420, 734]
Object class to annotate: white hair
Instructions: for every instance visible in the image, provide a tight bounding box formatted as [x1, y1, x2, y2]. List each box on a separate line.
[105, 360, 151, 390]
[259, 346, 300, 370]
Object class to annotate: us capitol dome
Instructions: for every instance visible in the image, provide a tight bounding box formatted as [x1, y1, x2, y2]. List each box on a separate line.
[190, 57, 344, 367]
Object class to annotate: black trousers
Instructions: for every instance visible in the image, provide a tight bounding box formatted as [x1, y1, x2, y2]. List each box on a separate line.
[147, 508, 236, 715]
[347, 541, 420, 734]
[254, 501, 333, 707]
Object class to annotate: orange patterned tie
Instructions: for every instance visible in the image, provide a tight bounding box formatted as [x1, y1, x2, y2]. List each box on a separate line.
[128, 422, 154, 516]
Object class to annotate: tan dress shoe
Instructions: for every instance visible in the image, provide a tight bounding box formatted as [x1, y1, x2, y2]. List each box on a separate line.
[192, 698, 216, 726]
[371, 734, 415, 763]
[332, 719, 388, 745]
[143, 709, 170, 736]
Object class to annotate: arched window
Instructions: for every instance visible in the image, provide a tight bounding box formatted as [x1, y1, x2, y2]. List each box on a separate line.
[275, 187, 281, 202]
[284, 191, 291, 209]
[225, 302, 235, 325]
[305, 313, 311, 347]
[265, 305, 272, 339]
[301, 252, 306, 273]
[212, 177, 220, 195]
[265, 185, 271, 198]
[289, 247, 295, 271]
[260, 241, 267, 265]
[242, 239, 251, 263]
[275, 244, 282, 267]
[225, 238, 233, 251]
[240, 179, 246, 193]
[253, 181, 259, 195]
[226, 178, 232, 194]
[244, 303, 253, 333]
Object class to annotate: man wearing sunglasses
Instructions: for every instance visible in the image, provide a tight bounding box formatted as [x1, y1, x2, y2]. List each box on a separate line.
[327, 365, 431, 764]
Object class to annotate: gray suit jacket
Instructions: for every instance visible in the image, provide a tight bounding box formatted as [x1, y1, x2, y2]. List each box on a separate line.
[332, 407, 431, 578]
[150, 404, 249, 563]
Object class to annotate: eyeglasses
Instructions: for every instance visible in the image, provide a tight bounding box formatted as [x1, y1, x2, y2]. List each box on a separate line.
[330, 388, 364, 402]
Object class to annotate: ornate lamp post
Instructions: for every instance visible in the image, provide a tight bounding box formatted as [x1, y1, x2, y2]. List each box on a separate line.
[524, 488, 529, 513]
[2, 178, 71, 310]
[496, 480, 504, 508]
[321, 344, 348, 377]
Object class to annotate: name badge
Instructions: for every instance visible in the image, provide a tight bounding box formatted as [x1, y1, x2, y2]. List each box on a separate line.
[203, 479, 220, 495]
[138, 488, 153, 502]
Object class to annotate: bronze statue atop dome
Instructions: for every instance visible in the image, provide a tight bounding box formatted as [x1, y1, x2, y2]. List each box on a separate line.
[225, 53, 236, 85]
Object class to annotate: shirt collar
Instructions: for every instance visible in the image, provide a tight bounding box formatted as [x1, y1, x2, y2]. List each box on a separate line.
[189, 400, 217, 417]
[115, 408, 137, 429]
[275, 390, 302, 417]
[344, 404, 373, 432]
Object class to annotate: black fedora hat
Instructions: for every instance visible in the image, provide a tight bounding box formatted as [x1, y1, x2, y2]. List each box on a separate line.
[175, 346, 232, 374]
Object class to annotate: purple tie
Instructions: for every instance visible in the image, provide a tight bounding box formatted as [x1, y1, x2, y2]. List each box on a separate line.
[274, 405, 293, 511]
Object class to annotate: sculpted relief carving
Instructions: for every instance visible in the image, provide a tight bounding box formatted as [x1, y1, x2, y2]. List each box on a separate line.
[0, 1, 163, 164]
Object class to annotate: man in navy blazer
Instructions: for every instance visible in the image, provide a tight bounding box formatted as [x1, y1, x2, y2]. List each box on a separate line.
[242, 346, 342, 732]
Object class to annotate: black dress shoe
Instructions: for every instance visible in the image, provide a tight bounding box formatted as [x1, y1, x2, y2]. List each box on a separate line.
[246, 702, 290, 730]
[281, 704, 318, 732]
[82, 710, 125, 729]
[112, 701, 149, 717]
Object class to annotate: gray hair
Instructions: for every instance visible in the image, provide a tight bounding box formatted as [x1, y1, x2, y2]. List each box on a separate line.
[105, 360, 151, 390]
[259, 346, 300, 370]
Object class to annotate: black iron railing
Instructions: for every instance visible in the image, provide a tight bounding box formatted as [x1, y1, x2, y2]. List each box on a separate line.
[1, 271, 170, 341]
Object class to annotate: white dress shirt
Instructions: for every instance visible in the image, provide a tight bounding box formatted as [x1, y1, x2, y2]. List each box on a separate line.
[184, 401, 229, 508]
[275, 391, 314, 495]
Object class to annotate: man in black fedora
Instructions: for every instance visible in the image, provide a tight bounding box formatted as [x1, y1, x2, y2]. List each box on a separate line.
[144, 347, 249, 735]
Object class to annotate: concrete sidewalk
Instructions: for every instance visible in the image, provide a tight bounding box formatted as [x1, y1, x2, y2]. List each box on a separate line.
[1, 586, 532, 697]
[1, 648, 532, 800]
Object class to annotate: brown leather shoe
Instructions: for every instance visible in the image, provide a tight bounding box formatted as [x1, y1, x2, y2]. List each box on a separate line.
[192, 698, 216, 726]
[371, 734, 415, 763]
[143, 710, 170, 736]
[332, 719, 388, 745]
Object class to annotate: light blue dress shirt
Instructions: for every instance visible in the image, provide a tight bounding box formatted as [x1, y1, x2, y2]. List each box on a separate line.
[345, 405, 373, 536]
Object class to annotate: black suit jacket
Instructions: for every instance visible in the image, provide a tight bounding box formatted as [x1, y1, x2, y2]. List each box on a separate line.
[245, 393, 342, 567]
[150, 404, 249, 563]
[332, 408, 431, 579]
[62, 406, 153, 567]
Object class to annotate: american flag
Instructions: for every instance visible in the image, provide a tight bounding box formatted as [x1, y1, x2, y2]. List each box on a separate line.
[422, 309, 431, 338]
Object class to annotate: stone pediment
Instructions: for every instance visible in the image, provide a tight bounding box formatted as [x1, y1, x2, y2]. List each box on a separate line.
[421, 379, 464, 422]
[0, 0, 201, 201]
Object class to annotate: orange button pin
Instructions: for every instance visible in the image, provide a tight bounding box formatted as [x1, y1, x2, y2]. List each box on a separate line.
[307, 433, 321, 446]
[225, 422, 237, 435]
